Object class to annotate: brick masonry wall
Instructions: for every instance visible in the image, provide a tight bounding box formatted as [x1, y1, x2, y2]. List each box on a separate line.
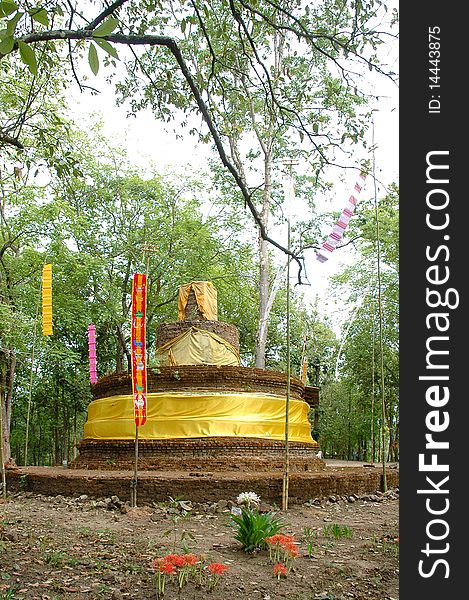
[6, 467, 398, 505]
[92, 366, 310, 402]
[157, 321, 240, 352]
[71, 437, 323, 472]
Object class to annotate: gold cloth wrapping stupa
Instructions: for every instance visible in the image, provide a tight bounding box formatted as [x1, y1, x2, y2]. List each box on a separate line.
[73, 282, 321, 471]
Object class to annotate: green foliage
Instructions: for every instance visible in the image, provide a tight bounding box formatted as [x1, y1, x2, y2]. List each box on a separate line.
[323, 523, 353, 540]
[88, 42, 99, 75]
[94, 38, 119, 60]
[230, 507, 284, 553]
[44, 551, 67, 567]
[30, 8, 49, 27]
[18, 40, 37, 75]
[303, 526, 317, 558]
[0, 2, 18, 18]
[320, 186, 399, 461]
[92, 17, 118, 37]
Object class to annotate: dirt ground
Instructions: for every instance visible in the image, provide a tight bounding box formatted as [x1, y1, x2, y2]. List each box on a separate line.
[1, 489, 399, 600]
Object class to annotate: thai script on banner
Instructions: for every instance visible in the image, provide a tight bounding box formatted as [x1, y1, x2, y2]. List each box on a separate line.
[42, 264, 53, 336]
[316, 172, 366, 263]
[88, 324, 97, 385]
[131, 273, 147, 427]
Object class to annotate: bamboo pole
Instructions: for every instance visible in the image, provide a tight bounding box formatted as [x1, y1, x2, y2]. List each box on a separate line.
[0, 392, 6, 499]
[25, 268, 45, 466]
[372, 113, 387, 492]
[131, 425, 139, 507]
[282, 219, 291, 511]
[370, 275, 376, 463]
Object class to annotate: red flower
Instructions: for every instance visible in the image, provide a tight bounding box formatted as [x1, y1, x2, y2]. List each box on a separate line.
[183, 554, 199, 566]
[266, 534, 296, 547]
[273, 563, 288, 578]
[207, 562, 229, 575]
[283, 542, 300, 558]
[165, 554, 186, 568]
[280, 534, 295, 544]
[159, 562, 176, 575]
[266, 534, 283, 545]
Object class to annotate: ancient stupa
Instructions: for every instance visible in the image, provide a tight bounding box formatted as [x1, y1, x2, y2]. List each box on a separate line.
[72, 281, 322, 471]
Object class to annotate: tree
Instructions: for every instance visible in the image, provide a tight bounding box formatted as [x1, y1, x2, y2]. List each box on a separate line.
[322, 184, 398, 460]
[0, 0, 398, 270]
[0, 47, 89, 465]
[5, 126, 264, 464]
[114, 0, 394, 365]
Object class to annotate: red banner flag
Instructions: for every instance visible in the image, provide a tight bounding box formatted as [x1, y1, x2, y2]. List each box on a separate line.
[131, 273, 147, 427]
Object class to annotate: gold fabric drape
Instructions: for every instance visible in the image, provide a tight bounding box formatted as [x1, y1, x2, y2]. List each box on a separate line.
[156, 326, 240, 366]
[83, 391, 316, 444]
[177, 281, 217, 321]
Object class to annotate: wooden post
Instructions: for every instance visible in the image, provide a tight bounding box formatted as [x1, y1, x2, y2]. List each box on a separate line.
[131, 425, 139, 507]
[372, 113, 387, 492]
[0, 396, 6, 499]
[282, 220, 291, 511]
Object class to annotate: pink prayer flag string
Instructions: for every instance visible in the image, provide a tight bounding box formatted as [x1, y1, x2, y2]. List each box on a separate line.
[316, 172, 366, 263]
[88, 323, 97, 384]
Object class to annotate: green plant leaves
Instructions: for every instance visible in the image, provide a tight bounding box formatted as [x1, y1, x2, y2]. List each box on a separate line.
[5, 10, 21, 33]
[30, 8, 49, 27]
[92, 16, 118, 37]
[18, 41, 37, 75]
[94, 38, 119, 60]
[230, 507, 284, 552]
[0, 33, 13, 53]
[88, 42, 99, 75]
[0, 1, 17, 17]
[88, 16, 120, 72]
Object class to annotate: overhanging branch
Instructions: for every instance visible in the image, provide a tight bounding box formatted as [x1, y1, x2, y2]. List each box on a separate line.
[8, 27, 305, 281]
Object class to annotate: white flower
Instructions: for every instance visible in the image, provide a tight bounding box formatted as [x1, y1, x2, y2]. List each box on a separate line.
[236, 491, 261, 508]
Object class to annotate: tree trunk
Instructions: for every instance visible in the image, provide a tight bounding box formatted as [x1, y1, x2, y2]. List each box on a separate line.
[116, 324, 131, 373]
[0, 348, 16, 466]
[53, 390, 60, 465]
[255, 238, 270, 367]
[251, 32, 284, 369]
[255, 150, 273, 368]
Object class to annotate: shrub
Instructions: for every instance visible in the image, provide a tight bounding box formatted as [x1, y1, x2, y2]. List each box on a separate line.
[231, 507, 284, 552]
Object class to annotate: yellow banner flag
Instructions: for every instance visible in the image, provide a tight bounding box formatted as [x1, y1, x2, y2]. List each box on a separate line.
[42, 264, 53, 336]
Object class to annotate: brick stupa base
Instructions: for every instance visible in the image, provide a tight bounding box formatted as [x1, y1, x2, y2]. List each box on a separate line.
[72, 437, 324, 472]
[71, 365, 321, 472]
[6, 465, 398, 505]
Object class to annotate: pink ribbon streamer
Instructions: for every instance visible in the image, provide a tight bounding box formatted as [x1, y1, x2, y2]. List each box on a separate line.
[316, 172, 366, 263]
[88, 323, 97, 384]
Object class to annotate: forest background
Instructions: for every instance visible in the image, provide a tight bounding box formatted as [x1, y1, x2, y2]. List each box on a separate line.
[0, 0, 398, 469]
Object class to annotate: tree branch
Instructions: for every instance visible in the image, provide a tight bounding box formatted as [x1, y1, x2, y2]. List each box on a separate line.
[84, 0, 130, 31]
[0, 133, 24, 150]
